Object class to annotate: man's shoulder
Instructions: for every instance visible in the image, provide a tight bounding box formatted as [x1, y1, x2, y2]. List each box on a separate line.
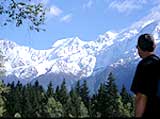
[141, 54, 160, 66]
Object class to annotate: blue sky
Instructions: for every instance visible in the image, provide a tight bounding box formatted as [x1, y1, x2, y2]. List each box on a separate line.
[0, 0, 160, 50]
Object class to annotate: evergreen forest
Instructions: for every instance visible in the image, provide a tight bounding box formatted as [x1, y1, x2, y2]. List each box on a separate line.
[0, 72, 135, 118]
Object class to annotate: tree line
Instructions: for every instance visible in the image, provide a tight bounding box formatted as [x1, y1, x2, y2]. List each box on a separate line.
[0, 72, 135, 118]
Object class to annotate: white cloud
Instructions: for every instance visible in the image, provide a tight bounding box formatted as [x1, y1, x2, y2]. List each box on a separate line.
[28, 0, 49, 5]
[83, 0, 93, 9]
[49, 5, 63, 17]
[60, 14, 72, 23]
[109, 0, 147, 14]
[39, 0, 49, 5]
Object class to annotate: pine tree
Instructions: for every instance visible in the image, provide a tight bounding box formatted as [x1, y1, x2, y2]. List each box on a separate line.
[55, 86, 60, 101]
[120, 84, 130, 106]
[75, 80, 81, 96]
[79, 100, 89, 118]
[120, 84, 135, 117]
[58, 79, 71, 117]
[32, 80, 47, 117]
[46, 81, 54, 98]
[104, 72, 122, 117]
[59, 79, 69, 105]
[0, 96, 5, 117]
[5, 82, 17, 117]
[69, 88, 88, 118]
[45, 97, 63, 118]
[80, 80, 90, 108]
[0, 80, 7, 117]
[96, 83, 107, 117]
[21, 84, 34, 118]
[0, 52, 8, 117]
[90, 94, 98, 117]
[60, 97, 69, 117]
[5, 82, 27, 117]
[13, 81, 23, 115]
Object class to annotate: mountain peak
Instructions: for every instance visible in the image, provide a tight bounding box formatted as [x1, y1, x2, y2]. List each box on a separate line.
[104, 31, 118, 40]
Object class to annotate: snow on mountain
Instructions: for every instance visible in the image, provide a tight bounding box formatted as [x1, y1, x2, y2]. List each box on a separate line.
[1, 10, 160, 93]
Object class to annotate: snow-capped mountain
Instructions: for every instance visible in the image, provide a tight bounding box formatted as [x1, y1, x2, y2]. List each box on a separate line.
[1, 10, 160, 93]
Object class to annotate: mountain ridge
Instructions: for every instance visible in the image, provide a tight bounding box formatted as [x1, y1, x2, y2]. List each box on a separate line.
[1, 11, 160, 93]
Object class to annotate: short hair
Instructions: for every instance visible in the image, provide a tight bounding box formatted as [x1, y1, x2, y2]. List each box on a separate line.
[137, 33, 155, 52]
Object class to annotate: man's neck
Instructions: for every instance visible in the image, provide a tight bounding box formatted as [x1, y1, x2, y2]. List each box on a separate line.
[142, 52, 154, 59]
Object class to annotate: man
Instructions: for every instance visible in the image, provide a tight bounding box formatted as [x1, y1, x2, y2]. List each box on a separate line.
[131, 33, 160, 117]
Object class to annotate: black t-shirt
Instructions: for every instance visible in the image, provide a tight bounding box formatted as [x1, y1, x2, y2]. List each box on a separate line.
[131, 54, 160, 117]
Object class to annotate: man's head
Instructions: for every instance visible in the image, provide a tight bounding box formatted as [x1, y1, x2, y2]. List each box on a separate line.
[136, 34, 156, 58]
